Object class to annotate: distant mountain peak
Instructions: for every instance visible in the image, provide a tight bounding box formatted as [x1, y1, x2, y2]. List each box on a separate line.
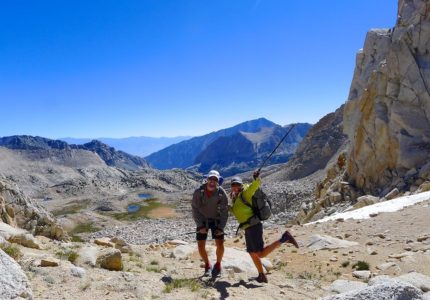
[145, 118, 312, 175]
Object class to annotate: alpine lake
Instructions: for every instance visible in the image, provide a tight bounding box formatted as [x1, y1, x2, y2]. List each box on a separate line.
[112, 193, 174, 221]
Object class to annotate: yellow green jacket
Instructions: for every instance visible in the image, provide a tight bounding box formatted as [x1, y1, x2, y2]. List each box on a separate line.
[230, 178, 261, 230]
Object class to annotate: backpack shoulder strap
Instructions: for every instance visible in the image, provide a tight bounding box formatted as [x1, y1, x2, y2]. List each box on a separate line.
[239, 192, 253, 209]
[199, 184, 206, 202]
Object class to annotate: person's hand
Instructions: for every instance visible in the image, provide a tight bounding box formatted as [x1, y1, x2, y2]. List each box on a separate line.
[214, 229, 223, 237]
[253, 170, 260, 180]
[198, 227, 208, 234]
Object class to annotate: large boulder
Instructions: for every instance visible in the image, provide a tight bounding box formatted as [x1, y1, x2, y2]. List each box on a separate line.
[0, 221, 25, 239]
[40, 257, 60, 267]
[96, 248, 123, 271]
[110, 237, 132, 253]
[307, 235, 359, 251]
[343, 0, 430, 194]
[171, 244, 195, 260]
[0, 222, 41, 249]
[353, 195, 379, 209]
[9, 233, 41, 250]
[322, 280, 422, 300]
[209, 246, 271, 274]
[396, 272, 430, 292]
[77, 245, 98, 267]
[0, 249, 33, 299]
[329, 280, 367, 294]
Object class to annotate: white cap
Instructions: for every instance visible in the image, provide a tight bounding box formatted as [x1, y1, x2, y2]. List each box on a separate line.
[206, 170, 220, 180]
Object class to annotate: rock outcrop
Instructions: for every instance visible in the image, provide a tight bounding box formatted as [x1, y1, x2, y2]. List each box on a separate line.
[343, 0, 430, 195]
[0, 178, 67, 240]
[0, 249, 33, 299]
[323, 280, 423, 300]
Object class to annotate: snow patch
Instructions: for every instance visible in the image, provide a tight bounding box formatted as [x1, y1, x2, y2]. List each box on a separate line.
[307, 191, 430, 225]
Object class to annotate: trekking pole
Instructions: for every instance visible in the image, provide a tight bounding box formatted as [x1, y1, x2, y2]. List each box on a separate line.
[256, 123, 297, 173]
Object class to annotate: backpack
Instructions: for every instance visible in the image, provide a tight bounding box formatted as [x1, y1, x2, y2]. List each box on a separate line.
[236, 188, 272, 234]
[240, 188, 272, 221]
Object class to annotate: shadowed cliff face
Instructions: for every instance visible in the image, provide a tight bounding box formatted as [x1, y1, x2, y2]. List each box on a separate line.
[285, 105, 347, 181]
[344, 0, 430, 194]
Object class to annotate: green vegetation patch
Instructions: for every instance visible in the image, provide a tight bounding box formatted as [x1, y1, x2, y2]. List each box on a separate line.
[0, 244, 23, 260]
[146, 265, 167, 273]
[67, 221, 101, 243]
[71, 235, 84, 243]
[352, 260, 370, 271]
[70, 222, 101, 235]
[164, 278, 202, 293]
[52, 199, 91, 216]
[341, 261, 350, 268]
[55, 249, 79, 264]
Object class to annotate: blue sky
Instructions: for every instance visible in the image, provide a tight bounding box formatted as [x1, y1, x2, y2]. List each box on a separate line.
[0, 0, 397, 138]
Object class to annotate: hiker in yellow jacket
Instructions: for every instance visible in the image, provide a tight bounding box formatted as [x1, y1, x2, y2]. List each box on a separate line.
[230, 171, 299, 283]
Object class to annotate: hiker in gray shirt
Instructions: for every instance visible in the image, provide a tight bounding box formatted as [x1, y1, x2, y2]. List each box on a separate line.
[191, 170, 228, 277]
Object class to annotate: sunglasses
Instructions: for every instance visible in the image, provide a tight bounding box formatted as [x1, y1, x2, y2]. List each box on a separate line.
[208, 177, 219, 182]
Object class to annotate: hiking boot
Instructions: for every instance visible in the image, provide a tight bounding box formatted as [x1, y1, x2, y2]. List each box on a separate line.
[280, 230, 299, 248]
[256, 273, 268, 283]
[211, 262, 221, 277]
[203, 263, 212, 277]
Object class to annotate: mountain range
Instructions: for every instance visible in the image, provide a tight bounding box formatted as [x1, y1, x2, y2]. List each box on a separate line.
[145, 118, 311, 176]
[60, 136, 191, 157]
[1, 118, 311, 177]
[0, 136, 149, 171]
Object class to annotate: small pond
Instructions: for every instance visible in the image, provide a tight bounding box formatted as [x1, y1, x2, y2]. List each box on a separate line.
[127, 204, 141, 213]
[138, 193, 153, 200]
[126, 193, 154, 213]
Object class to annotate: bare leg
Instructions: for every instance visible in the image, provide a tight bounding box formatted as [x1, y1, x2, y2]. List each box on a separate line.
[197, 240, 209, 265]
[258, 240, 281, 258]
[249, 252, 264, 273]
[215, 239, 224, 264]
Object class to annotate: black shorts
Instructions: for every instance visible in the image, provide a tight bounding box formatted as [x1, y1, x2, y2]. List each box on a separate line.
[245, 222, 264, 253]
[196, 220, 224, 241]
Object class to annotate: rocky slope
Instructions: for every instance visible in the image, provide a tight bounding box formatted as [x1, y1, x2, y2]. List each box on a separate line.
[343, 0, 430, 195]
[0, 144, 198, 201]
[0, 136, 149, 171]
[145, 118, 311, 173]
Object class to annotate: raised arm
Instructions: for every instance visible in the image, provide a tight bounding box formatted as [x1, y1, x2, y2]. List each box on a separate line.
[242, 177, 261, 203]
